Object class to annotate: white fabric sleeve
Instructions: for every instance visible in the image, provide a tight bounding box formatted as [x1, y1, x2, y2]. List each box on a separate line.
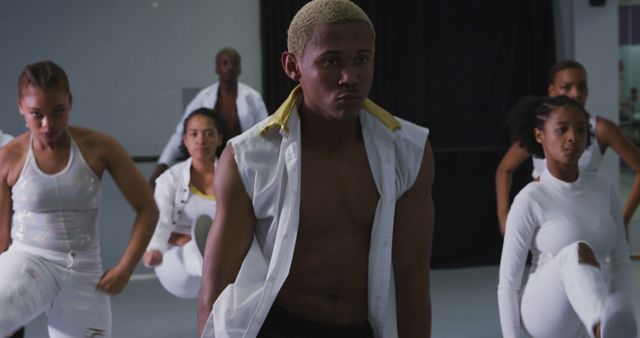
[607, 181, 633, 297]
[498, 188, 539, 338]
[146, 171, 176, 252]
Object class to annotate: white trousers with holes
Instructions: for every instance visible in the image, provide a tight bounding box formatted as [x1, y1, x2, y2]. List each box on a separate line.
[0, 243, 111, 338]
[520, 241, 636, 338]
[154, 239, 202, 299]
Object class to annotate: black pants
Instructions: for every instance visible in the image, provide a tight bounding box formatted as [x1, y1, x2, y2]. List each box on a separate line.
[257, 304, 374, 338]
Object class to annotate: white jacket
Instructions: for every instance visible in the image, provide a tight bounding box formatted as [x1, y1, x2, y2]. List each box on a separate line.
[159, 82, 269, 165]
[202, 86, 430, 338]
[148, 158, 197, 252]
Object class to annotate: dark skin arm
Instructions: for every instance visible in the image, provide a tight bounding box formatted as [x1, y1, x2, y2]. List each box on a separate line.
[595, 117, 640, 231]
[0, 140, 23, 253]
[393, 141, 435, 337]
[0, 169, 10, 253]
[197, 145, 255, 335]
[495, 142, 530, 235]
[93, 133, 159, 294]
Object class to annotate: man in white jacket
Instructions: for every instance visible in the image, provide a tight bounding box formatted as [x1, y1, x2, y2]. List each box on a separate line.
[197, 1, 434, 337]
[150, 48, 268, 185]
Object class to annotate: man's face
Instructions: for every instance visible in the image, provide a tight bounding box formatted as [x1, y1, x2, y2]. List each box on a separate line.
[296, 21, 374, 121]
[216, 51, 241, 83]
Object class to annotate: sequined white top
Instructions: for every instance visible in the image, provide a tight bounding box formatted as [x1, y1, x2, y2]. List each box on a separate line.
[11, 132, 101, 252]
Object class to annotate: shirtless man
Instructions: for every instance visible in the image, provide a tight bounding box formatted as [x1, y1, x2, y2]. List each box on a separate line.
[198, 1, 434, 337]
[150, 48, 268, 185]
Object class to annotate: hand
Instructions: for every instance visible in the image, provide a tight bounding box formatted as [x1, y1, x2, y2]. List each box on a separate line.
[143, 250, 163, 268]
[96, 264, 133, 295]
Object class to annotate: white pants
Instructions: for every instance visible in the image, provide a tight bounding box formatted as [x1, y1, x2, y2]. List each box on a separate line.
[521, 241, 636, 338]
[0, 243, 111, 338]
[154, 239, 202, 299]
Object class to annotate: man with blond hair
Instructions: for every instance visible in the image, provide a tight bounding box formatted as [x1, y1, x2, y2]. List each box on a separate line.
[198, 1, 434, 337]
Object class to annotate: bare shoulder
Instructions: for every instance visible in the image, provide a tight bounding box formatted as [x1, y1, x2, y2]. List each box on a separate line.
[415, 140, 434, 191]
[0, 133, 30, 186]
[68, 126, 118, 147]
[67, 126, 130, 176]
[216, 144, 243, 190]
[68, 126, 124, 156]
[594, 116, 621, 139]
[594, 116, 632, 148]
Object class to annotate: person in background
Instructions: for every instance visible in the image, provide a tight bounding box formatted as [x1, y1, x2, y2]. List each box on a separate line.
[149, 48, 268, 187]
[0, 60, 158, 337]
[143, 108, 224, 299]
[498, 95, 636, 338]
[496, 60, 640, 235]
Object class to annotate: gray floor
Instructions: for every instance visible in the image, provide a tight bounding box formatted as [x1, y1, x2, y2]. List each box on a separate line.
[24, 262, 640, 338]
[17, 166, 640, 337]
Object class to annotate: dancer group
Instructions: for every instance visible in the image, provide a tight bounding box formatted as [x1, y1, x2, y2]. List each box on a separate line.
[0, 0, 637, 337]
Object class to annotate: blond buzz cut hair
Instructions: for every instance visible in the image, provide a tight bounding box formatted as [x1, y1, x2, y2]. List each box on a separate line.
[287, 0, 375, 59]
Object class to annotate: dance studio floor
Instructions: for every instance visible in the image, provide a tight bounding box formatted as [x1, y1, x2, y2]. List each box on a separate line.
[24, 261, 640, 338]
[19, 165, 640, 337]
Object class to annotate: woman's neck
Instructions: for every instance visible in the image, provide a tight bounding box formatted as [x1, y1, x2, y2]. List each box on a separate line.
[546, 160, 579, 182]
[189, 156, 215, 196]
[190, 156, 215, 175]
[32, 130, 69, 151]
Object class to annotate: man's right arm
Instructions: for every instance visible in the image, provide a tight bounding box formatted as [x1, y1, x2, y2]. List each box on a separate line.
[197, 144, 256, 335]
[0, 168, 11, 253]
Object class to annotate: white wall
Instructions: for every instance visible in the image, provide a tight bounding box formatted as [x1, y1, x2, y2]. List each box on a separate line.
[0, 0, 262, 271]
[574, 0, 620, 182]
[557, 0, 620, 180]
[0, 0, 262, 156]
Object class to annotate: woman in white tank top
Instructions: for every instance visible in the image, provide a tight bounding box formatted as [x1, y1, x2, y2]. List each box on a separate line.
[0, 61, 158, 338]
[143, 108, 224, 299]
[496, 60, 640, 234]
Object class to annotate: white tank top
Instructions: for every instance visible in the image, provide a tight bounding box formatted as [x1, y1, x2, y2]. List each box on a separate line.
[532, 115, 602, 178]
[174, 184, 216, 235]
[11, 132, 101, 252]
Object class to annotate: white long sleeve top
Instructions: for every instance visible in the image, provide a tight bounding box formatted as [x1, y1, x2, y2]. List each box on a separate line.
[497, 169, 633, 338]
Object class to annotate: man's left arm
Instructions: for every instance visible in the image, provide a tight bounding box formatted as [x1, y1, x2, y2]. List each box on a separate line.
[393, 140, 434, 337]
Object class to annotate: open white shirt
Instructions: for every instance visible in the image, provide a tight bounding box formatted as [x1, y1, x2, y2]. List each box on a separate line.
[202, 88, 429, 338]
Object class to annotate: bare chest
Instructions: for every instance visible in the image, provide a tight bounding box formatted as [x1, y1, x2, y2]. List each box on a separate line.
[299, 145, 379, 238]
[214, 93, 240, 137]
